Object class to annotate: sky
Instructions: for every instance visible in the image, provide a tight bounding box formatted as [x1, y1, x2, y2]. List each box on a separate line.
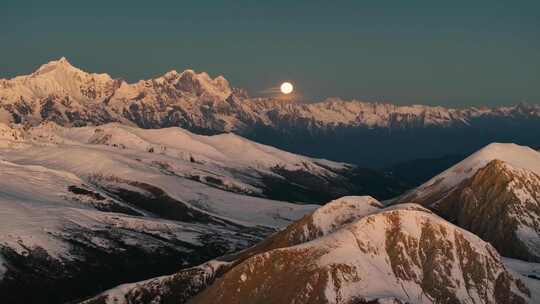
[1, 0, 539, 106]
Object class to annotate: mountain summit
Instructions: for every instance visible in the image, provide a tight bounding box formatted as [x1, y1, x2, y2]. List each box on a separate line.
[395, 143, 540, 262]
[83, 197, 535, 304]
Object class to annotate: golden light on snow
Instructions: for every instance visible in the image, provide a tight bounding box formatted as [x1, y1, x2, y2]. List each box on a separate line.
[280, 82, 294, 94]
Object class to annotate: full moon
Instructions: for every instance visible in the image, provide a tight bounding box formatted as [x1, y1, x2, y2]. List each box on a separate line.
[280, 82, 294, 94]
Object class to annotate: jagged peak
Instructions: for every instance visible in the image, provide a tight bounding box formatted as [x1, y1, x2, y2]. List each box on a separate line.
[151, 68, 231, 98]
[28, 57, 114, 85]
[158, 69, 211, 82]
[33, 57, 78, 75]
[178, 69, 212, 83]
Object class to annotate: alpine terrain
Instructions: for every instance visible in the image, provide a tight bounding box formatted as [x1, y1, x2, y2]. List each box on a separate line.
[0, 122, 382, 303]
[2, 58, 540, 167]
[3, 1, 540, 303]
[82, 196, 538, 304]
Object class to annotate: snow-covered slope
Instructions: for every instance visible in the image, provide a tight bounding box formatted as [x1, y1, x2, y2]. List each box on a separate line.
[83, 197, 535, 304]
[395, 143, 540, 261]
[0, 156, 271, 304]
[3, 122, 380, 303]
[5, 122, 376, 204]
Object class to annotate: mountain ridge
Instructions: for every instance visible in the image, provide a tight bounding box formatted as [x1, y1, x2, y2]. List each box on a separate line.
[2, 58, 540, 167]
[82, 197, 536, 304]
[3, 57, 539, 129]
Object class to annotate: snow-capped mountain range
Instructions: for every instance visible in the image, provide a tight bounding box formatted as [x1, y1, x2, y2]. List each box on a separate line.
[2, 58, 540, 167]
[2, 57, 538, 129]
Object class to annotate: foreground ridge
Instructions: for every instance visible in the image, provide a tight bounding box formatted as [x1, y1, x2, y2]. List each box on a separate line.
[83, 197, 535, 304]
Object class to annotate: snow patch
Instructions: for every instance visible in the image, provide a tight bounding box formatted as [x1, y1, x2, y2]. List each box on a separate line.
[311, 196, 382, 235]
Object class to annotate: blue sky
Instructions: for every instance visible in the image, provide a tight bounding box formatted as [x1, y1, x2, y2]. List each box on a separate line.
[1, 0, 539, 106]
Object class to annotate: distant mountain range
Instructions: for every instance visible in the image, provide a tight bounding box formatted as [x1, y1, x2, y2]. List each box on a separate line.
[2, 57, 540, 167]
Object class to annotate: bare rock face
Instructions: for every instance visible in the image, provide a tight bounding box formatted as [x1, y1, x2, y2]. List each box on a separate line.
[395, 144, 540, 262]
[432, 160, 540, 261]
[83, 198, 533, 304]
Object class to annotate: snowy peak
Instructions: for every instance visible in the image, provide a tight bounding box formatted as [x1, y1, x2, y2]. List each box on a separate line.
[153, 68, 232, 100]
[308, 196, 383, 235]
[29, 57, 114, 85]
[0, 57, 117, 106]
[190, 205, 532, 304]
[1, 59, 233, 107]
[232, 196, 385, 257]
[399, 143, 540, 204]
[290, 195, 385, 242]
[32, 57, 77, 75]
[395, 143, 540, 262]
[468, 143, 540, 174]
